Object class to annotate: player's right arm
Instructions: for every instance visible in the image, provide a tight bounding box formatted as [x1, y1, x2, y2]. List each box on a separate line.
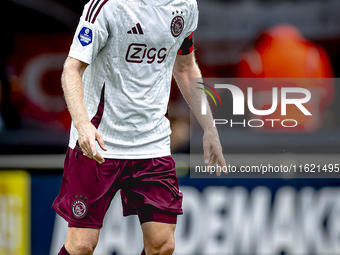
[62, 57, 106, 163]
[63, 1, 110, 163]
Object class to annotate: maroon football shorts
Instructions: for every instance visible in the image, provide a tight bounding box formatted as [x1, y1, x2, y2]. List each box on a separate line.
[52, 147, 183, 229]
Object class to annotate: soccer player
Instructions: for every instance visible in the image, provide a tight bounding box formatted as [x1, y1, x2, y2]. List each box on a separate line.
[52, 0, 226, 254]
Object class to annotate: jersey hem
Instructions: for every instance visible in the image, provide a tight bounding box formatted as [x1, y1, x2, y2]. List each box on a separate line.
[99, 150, 172, 159]
[68, 143, 171, 159]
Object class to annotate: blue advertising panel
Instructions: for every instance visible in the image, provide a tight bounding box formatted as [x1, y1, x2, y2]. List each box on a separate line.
[27, 173, 340, 255]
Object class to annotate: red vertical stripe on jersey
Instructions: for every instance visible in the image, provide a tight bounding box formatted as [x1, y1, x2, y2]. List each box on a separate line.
[91, 0, 110, 24]
[86, 0, 96, 21]
[177, 49, 182, 55]
[189, 45, 194, 53]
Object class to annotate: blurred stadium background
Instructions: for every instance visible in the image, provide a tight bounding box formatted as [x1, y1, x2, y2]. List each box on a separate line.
[1, 0, 340, 254]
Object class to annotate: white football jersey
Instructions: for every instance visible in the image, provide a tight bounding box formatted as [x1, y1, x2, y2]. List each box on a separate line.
[68, 0, 198, 159]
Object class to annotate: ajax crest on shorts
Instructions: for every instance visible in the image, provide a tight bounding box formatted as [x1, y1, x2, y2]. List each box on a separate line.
[72, 199, 88, 218]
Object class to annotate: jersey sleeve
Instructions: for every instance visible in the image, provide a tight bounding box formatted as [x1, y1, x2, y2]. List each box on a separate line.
[177, 1, 198, 55]
[185, 0, 199, 38]
[68, 1, 110, 64]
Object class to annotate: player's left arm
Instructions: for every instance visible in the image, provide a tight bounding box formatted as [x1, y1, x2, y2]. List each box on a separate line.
[173, 52, 226, 176]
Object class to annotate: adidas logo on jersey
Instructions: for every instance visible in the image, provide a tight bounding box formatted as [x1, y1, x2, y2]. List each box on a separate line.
[127, 23, 144, 35]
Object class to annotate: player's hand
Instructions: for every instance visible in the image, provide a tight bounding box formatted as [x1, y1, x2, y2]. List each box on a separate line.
[203, 129, 226, 176]
[77, 122, 107, 164]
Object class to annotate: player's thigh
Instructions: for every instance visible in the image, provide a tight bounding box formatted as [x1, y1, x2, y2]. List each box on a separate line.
[141, 221, 176, 254]
[65, 227, 100, 254]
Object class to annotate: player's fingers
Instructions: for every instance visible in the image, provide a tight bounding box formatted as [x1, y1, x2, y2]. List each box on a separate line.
[217, 154, 227, 175]
[203, 142, 211, 165]
[93, 151, 105, 164]
[79, 138, 93, 159]
[206, 155, 216, 173]
[90, 136, 105, 164]
[206, 151, 213, 172]
[217, 153, 226, 167]
[210, 155, 222, 176]
[208, 155, 221, 176]
[208, 154, 217, 167]
[82, 146, 92, 159]
[96, 132, 107, 151]
[89, 139, 97, 158]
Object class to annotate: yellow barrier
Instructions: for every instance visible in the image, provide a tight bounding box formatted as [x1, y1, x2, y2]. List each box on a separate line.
[0, 171, 30, 255]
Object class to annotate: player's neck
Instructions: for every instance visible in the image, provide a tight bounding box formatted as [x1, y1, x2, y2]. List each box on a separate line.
[141, 0, 171, 7]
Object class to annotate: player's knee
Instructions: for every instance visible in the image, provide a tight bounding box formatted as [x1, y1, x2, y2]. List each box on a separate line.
[159, 239, 175, 255]
[77, 244, 95, 255]
[66, 241, 96, 255]
[76, 244, 94, 255]
[147, 237, 175, 255]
